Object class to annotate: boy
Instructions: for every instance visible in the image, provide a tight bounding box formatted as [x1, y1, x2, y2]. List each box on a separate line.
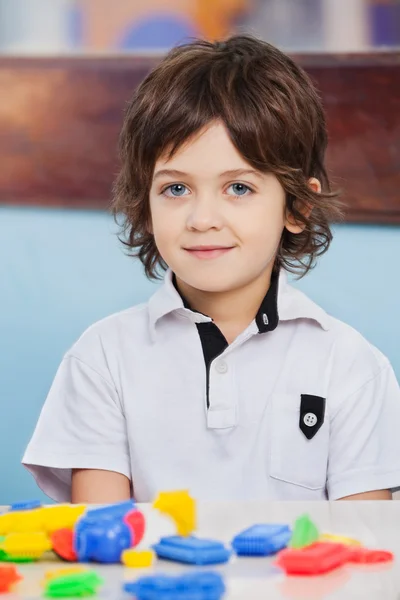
[23, 35, 400, 503]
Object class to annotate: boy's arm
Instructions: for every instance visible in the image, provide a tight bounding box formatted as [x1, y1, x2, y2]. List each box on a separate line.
[327, 358, 400, 500]
[339, 490, 392, 500]
[23, 351, 132, 502]
[72, 469, 131, 504]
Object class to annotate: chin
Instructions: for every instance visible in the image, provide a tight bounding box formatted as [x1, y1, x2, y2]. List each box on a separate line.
[179, 272, 241, 294]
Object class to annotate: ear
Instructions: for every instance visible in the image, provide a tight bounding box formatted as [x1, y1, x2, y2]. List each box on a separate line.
[284, 177, 321, 234]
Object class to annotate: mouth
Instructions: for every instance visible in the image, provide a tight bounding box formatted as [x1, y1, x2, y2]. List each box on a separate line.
[183, 245, 235, 260]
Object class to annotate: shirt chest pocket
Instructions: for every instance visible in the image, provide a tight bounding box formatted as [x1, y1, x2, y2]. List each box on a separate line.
[269, 394, 329, 491]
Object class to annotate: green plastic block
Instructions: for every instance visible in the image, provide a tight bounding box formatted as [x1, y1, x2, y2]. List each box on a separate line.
[289, 514, 319, 549]
[45, 571, 104, 598]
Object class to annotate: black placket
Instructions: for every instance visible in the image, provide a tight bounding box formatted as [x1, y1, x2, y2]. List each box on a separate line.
[173, 272, 280, 408]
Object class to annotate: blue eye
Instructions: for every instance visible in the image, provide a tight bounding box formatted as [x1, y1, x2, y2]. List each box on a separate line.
[163, 184, 189, 197]
[227, 183, 253, 196]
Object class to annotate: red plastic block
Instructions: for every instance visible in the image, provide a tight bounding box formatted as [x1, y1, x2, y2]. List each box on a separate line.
[51, 529, 78, 562]
[348, 547, 394, 564]
[0, 565, 22, 592]
[276, 542, 351, 575]
[124, 509, 145, 547]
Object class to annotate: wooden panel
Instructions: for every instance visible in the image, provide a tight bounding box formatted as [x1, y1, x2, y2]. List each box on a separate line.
[0, 53, 399, 223]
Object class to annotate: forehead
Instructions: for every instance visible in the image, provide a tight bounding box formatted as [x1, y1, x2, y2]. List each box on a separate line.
[155, 121, 252, 175]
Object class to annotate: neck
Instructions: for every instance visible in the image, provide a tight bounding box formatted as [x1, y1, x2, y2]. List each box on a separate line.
[175, 267, 275, 344]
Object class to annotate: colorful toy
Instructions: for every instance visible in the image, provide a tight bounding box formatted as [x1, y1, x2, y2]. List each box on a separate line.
[41, 505, 86, 534]
[0, 505, 85, 536]
[289, 514, 319, 549]
[153, 536, 231, 565]
[232, 524, 291, 556]
[44, 570, 103, 598]
[348, 547, 394, 564]
[0, 565, 22, 593]
[74, 501, 145, 563]
[44, 567, 87, 582]
[0, 508, 43, 535]
[153, 490, 196, 536]
[10, 500, 41, 512]
[276, 542, 351, 575]
[0, 532, 51, 562]
[122, 549, 155, 568]
[51, 529, 77, 562]
[320, 533, 361, 546]
[124, 571, 226, 600]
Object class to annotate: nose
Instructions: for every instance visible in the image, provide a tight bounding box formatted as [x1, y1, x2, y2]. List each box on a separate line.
[186, 194, 223, 232]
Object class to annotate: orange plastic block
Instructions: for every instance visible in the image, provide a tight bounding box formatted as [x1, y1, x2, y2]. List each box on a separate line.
[0, 565, 22, 593]
[51, 529, 78, 562]
[348, 547, 394, 564]
[276, 542, 351, 575]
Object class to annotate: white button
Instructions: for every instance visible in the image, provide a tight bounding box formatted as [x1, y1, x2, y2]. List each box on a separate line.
[262, 313, 269, 326]
[215, 360, 228, 374]
[303, 412, 317, 427]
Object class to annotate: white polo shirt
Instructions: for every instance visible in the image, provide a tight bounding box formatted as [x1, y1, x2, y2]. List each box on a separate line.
[23, 269, 400, 502]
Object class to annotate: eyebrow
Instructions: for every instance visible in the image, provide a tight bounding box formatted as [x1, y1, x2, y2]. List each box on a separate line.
[152, 168, 264, 181]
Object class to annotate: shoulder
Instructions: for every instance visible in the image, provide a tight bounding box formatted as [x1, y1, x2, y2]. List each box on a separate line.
[284, 281, 394, 402]
[320, 311, 393, 408]
[64, 302, 150, 365]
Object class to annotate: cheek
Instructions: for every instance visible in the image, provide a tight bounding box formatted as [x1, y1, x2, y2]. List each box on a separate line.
[150, 205, 180, 251]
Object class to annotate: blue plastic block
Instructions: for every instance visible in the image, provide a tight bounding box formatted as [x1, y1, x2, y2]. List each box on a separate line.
[153, 536, 231, 565]
[10, 500, 42, 511]
[74, 500, 136, 563]
[83, 500, 135, 521]
[232, 524, 291, 556]
[124, 571, 225, 600]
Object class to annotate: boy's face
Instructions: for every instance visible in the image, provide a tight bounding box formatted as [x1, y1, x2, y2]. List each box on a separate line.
[149, 121, 301, 294]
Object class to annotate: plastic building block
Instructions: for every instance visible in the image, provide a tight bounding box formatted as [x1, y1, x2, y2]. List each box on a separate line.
[0, 532, 51, 561]
[122, 549, 155, 567]
[44, 570, 103, 598]
[124, 509, 146, 547]
[0, 565, 22, 593]
[74, 501, 144, 563]
[276, 542, 351, 575]
[10, 500, 41, 512]
[0, 505, 85, 536]
[51, 529, 78, 562]
[81, 501, 135, 521]
[348, 547, 394, 564]
[232, 524, 291, 556]
[153, 490, 196, 536]
[124, 571, 226, 600]
[320, 533, 361, 546]
[41, 505, 86, 534]
[289, 514, 319, 549]
[153, 535, 231, 565]
[0, 508, 44, 535]
[44, 567, 87, 582]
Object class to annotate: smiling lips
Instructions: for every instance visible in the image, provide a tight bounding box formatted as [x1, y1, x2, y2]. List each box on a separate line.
[183, 245, 235, 260]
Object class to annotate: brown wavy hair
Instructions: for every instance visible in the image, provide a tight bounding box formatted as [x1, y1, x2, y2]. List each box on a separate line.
[112, 35, 342, 280]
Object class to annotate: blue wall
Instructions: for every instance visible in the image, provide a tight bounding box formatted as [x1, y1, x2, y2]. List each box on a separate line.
[1, 206, 399, 504]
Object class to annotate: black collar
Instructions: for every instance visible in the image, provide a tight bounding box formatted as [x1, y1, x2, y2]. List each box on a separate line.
[172, 271, 279, 334]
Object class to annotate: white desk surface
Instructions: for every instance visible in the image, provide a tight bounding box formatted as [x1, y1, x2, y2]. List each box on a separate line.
[1, 501, 400, 599]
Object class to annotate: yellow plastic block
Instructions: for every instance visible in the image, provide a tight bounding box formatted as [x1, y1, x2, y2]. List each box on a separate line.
[122, 549, 154, 568]
[41, 505, 86, 534]
[320, 533, 361, 546]
[0, 509, 44, 535]
[0, 513, 15, 535]
[0, 532, 52, 559]
[43, 567, 86, 584]
[153, 490, 196, 537]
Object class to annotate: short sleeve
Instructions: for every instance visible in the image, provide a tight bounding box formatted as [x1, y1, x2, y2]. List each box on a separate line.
[327, 361, 400, 499]
[22, 354, 131, 502]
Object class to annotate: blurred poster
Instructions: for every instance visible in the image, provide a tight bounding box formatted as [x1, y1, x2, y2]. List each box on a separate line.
[72, 0, 250, 51]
